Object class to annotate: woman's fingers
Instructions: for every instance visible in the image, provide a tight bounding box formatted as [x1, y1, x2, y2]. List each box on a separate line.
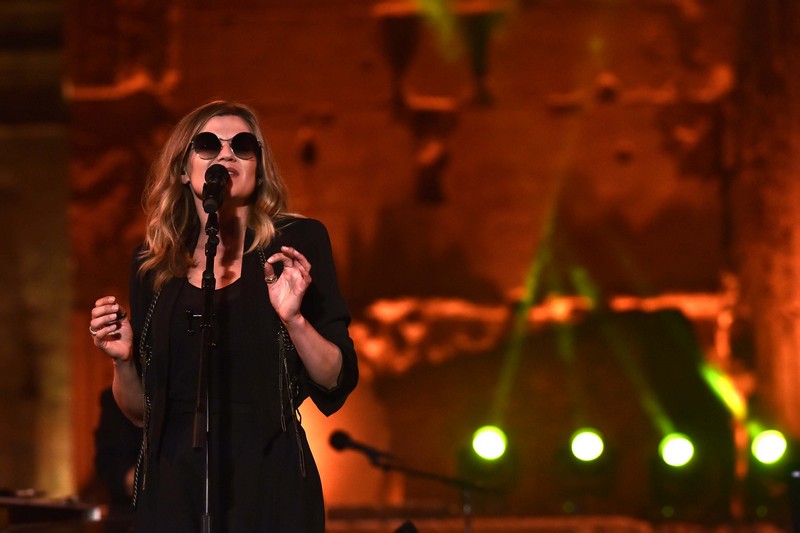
[265, 247, 312, 286]
[281, 246, 311, 272]
[263, 261, 278, 284]
[90, 296, 127, 337]
[267, 247, 311, 270]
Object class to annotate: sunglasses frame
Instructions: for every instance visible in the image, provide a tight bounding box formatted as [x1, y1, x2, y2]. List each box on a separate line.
[190, 131, 262, 160]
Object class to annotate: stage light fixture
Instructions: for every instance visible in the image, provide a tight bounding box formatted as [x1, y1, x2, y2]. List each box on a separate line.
[459, 425, 518, 494]
[659, 433, 694, 467]
[752, 430, 787, 465]
[570, 428, 604, 462]
[472, 425, 507, 461]
[743, 431, 794, 522]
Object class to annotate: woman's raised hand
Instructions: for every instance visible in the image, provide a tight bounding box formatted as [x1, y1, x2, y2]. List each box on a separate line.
[90, 296, 134, 362]
[263, 246, 312, 324]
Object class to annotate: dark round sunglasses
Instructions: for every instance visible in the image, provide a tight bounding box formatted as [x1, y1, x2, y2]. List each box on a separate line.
[190, 131, 261, 160]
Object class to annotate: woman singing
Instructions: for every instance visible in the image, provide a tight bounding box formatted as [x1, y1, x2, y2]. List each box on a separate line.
[89, 100, 358, 532]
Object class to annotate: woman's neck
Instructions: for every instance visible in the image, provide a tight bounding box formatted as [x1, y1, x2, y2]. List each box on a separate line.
[195, 206, 248, 262]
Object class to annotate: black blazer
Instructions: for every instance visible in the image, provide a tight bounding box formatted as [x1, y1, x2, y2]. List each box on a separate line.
[128, 217, 358, 464]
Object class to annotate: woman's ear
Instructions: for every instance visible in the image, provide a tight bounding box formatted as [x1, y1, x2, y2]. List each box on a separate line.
[181, 169, 189, 185]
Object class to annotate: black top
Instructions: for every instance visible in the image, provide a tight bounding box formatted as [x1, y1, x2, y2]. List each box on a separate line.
[167, 278, 251, 409]
[128, 217, 358, 532]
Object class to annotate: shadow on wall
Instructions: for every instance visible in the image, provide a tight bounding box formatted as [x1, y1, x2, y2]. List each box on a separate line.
[347, 202, 504, 310]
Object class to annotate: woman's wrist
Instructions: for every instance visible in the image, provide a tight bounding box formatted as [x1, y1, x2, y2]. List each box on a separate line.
[111, 355, 132, 368]
[281, 313, 306, 332]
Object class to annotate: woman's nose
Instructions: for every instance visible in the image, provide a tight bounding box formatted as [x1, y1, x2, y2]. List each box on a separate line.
[217, 140, 235, 159]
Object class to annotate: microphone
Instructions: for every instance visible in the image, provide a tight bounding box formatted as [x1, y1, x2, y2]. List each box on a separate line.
[202, 164, 229, 213]
[329, 430, 396, 463]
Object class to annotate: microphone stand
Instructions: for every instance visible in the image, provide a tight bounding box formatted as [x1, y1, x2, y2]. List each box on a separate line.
[366, 454, 496, 533]
[193, 211, 219, 533]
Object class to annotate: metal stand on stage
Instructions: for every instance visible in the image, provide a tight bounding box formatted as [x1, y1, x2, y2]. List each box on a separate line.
[330, 431, 498, 533]
[192, 208, 219, 533]
[192, 164, 229, 533]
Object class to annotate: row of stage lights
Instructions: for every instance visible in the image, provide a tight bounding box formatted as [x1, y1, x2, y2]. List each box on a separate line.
[461, 424, 800, 522]
[470, 425, 790, 467]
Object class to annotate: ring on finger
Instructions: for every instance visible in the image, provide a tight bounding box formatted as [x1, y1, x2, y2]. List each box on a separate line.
[265, 275, 277, 285]
[89, 326, 98, 337]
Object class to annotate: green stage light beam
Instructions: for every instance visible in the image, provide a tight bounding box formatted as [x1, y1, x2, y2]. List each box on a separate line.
[598, 320, 675, 437]
[492, 239, 549, 423]
[491, 21, 619, 424]
[700, 363, 747, 421]
[414, 0, 460, 58]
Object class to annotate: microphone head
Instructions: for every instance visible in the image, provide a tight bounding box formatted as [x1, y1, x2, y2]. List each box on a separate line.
[204, 163, 229, 185]
[329, 430, 350, 451]
[202, 164, 230, 213]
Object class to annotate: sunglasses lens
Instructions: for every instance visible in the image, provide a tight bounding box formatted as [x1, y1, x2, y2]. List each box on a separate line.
[192, 132, 221, 159]
[231, 132, 260, 160]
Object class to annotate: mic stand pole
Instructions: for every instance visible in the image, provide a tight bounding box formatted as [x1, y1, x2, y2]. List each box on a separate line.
[367, 456, 495, 533]
[193, 211, 219, 533]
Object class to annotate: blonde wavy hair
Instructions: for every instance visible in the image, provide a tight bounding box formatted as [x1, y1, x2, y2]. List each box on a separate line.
[139, 100, 290, 291]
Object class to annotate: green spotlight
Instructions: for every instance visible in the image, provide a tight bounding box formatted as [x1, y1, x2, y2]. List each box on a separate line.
[472, 426, 507, 461]
[659, 433, 694, 467]
[752, 430, 787, 465]
[571, 428, 604, 462]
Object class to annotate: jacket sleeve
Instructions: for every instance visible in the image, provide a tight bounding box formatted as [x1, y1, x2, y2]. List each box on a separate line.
[294, 218, 359, 416]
